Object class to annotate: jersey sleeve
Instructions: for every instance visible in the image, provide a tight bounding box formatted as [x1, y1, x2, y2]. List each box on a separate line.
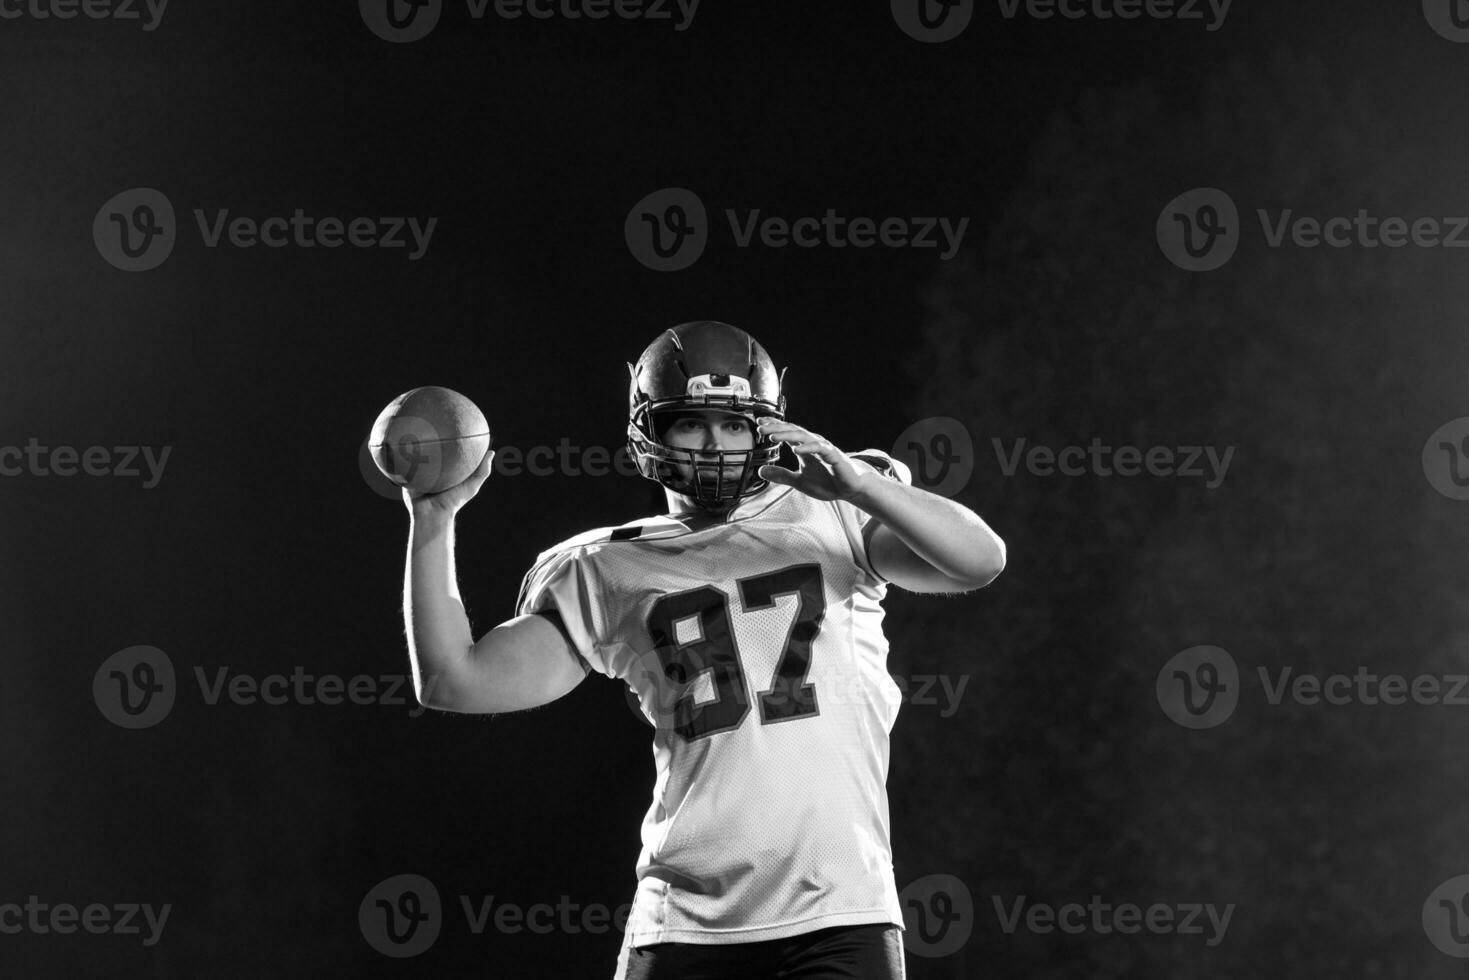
[513, 545, 611, 677]
[832, 448, 913, 583]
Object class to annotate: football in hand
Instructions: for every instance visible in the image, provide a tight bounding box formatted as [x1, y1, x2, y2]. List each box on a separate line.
[369, 386, 492, 494]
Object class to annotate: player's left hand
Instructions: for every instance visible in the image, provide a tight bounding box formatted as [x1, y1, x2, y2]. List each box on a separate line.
[756, 419, 876, 502]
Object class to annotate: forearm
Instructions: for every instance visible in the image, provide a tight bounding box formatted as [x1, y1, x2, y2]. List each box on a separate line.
[404, 508, 476, 705]
[850, 477, 1006, 587]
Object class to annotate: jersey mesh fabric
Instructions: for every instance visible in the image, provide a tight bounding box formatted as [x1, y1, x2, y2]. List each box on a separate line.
[515, 450, 911, 946]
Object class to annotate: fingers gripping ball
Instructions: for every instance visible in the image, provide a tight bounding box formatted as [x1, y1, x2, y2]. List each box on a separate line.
[370, 386, 492, 494]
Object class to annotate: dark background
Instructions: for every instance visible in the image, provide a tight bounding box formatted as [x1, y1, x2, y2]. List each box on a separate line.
[5, 1, 1469, 976]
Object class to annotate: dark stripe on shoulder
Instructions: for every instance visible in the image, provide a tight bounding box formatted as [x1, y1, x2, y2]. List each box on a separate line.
[535, 610, 590, 673]
[851, 453, 897, 478]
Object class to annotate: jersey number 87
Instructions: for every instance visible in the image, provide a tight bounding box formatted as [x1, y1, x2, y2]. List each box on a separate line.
[646, 563, 826, 740]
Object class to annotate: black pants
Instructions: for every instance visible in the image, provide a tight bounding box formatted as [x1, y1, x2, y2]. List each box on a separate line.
[616, 923, 906, 980]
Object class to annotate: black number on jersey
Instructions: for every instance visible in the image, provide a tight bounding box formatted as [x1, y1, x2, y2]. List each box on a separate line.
[740, 564, 824, 724]
[645, 585, 750, 739]
[646, 563, 826, 740]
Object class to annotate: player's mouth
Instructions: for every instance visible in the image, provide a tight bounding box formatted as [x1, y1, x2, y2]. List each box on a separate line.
[694, 467, 743, 489]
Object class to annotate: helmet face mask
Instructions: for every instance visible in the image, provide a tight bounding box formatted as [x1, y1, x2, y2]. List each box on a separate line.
[626, 321, 787, 508]
[632, 409, 775, 506]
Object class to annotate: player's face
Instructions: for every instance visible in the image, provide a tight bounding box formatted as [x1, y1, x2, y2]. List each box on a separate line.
[660, 410, 757, 490]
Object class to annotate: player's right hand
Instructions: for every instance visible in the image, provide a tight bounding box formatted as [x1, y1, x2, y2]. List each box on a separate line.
[403, 449, 495, 517]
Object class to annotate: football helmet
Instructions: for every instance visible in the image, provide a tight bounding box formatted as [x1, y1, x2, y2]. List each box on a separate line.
[627, 321, 787, 507]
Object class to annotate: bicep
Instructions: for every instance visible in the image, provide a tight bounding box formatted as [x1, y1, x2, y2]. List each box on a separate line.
[433, 611, 589, 714]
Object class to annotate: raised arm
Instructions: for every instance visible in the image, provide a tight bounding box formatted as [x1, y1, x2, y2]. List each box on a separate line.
[756, 419, 1005, 594]
[403, 452, 588, 714]
[853, 476, 1005, 594]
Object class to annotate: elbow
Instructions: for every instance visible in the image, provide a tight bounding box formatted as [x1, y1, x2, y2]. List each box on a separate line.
[409, 640, 488, 714]
[413, 670, 467, 713]
[413, 680, 446, 712]
[957, 538, 1006, 591]
[953, 565, 1002, 592]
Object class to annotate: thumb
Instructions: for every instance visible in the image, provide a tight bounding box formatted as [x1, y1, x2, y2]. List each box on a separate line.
[759, 464, 797, 486]
[461, 449, 495, 490]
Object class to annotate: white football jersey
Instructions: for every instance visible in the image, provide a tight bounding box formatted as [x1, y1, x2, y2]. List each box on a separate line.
[515, 451, 912, 946]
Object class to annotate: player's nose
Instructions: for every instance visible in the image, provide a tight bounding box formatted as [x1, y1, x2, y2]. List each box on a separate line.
[708, 432, 745, 454]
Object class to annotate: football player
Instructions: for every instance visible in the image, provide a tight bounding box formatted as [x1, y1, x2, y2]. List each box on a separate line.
[401, 321, 1005, 979]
